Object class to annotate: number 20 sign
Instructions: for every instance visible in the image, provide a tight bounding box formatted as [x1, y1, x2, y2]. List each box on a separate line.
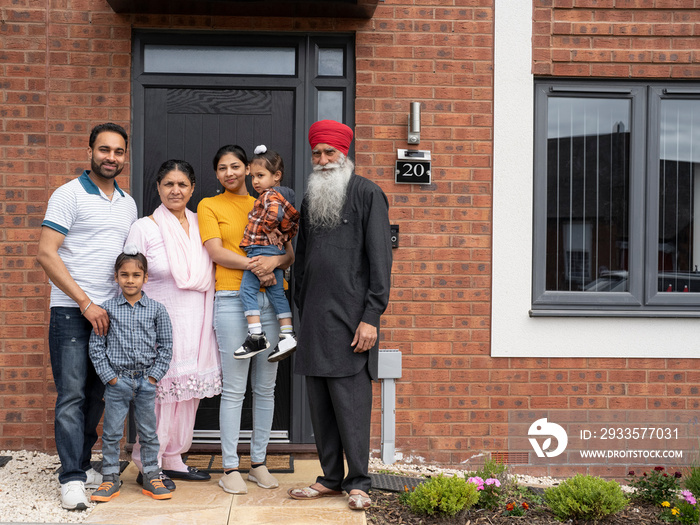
[395, 149, 431, 185]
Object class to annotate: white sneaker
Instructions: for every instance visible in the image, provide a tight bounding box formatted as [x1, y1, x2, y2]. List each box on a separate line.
[85, 467, 102, 489]
[267, 332, 297, 363]
[61, 480, 89, 510]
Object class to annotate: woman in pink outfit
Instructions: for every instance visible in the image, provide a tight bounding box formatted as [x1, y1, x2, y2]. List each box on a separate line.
[126, 159, 221, 489]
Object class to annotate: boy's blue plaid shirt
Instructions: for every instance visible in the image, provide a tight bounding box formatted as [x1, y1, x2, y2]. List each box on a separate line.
[89, 291, 173, 385]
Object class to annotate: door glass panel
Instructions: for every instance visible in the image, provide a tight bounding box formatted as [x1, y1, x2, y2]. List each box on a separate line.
[144, 45, 296, 75]
[318, 90, 343, 122]
[545, 97, 631, 292]
[318, 48, 344, 76]
[658, 99, 700, 292]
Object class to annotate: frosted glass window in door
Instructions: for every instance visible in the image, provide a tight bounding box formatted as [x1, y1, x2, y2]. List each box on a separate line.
[144, 45, 296, 75]
[318, 91, 343, 122]
[318, 48, 344, 76]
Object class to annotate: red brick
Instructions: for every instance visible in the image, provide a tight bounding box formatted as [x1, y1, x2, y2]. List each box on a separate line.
[555, 9, 595, 22]
[531, 397, 569, 408]
[613, 23, 654, 35]
[590, 64, 632, 76]
[608, 397, 647, 409]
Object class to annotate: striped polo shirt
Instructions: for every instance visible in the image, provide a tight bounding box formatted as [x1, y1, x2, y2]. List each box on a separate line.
[42, 171, 137, 308]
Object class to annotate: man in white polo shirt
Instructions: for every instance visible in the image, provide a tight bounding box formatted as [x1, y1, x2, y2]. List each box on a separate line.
[37, 123, 137, 510]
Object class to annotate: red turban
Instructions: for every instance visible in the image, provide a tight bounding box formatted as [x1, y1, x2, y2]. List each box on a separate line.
[308, 120, 353, 156]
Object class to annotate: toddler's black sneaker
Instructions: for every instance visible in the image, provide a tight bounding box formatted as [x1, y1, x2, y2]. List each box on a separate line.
[234, 332, 270, 359]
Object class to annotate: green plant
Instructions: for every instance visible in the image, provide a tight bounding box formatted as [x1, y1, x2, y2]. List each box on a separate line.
[628, 467, 682, 505]
[544, 474, 628, 522]
[471, 457, 508, 481]
[660, 491, 700, 525]
[466, 475, 502, 509]
[519, 484, 545, 507]
[402, 474, 479, 517]
[683, 466, 700, 500]
[504, 500, 529, 516]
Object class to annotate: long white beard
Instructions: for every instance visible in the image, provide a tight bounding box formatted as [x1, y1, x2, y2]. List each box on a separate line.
[306, 156, 354, 230]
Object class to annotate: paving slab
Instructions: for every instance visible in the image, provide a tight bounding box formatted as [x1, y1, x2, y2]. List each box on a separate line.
[85, 459, 366, 525]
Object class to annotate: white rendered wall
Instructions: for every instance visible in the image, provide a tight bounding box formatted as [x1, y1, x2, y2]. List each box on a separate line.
[491, 1, 697, 358]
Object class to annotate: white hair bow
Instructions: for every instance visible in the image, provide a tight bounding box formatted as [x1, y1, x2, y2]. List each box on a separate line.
[123, 243, 139, 256]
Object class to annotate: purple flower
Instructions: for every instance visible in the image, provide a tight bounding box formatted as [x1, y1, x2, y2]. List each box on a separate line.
[485, 478, 501, 487]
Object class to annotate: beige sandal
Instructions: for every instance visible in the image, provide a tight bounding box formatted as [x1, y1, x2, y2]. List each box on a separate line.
[348, 491, 371, 510]
[288, 485, 343, 500]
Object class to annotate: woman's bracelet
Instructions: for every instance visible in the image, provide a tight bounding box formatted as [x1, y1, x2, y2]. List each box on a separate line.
[81, 300, 93, 316]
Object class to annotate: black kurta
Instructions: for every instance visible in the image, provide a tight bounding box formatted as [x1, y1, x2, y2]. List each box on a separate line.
[294, 174, 392, 379]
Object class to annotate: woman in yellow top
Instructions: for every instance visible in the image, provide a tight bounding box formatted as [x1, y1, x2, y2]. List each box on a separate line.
[197, 145, 293, 495]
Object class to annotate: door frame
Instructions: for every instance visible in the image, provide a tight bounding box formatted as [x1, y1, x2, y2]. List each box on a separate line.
[130, 29, 355, 445]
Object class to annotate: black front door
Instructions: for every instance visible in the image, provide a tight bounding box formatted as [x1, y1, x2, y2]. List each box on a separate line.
[142, 86, 295, 441]
[131, 31, 355, 446]
[142, 88, 296, 215]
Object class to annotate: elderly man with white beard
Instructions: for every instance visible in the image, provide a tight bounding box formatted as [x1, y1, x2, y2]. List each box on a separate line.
[288, 120, 392, 511]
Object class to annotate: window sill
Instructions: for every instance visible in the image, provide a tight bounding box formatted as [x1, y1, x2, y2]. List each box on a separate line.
[530, 309, 700, 318]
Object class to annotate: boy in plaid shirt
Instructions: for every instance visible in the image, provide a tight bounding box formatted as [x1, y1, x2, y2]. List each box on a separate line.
[236, 145, 300, 363]
[89, 247, 173, 502]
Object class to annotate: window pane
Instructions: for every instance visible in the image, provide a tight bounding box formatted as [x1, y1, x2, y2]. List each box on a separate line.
[658, 99, 700, 292]
[318, 90, 343, 122]
[545, 97, 631, 292]
[144, 45, 296, 75]
[318, 48, 344, 76]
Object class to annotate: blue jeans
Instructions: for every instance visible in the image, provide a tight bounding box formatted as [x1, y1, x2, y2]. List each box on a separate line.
[102, 371, 160, 477]
[240, 245, 291, 320]
[213, 290, 279, 468]
[49, 307, 105, 484]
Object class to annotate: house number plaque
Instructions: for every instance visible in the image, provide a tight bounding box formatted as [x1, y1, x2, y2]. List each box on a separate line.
[395, 149, 431, 185]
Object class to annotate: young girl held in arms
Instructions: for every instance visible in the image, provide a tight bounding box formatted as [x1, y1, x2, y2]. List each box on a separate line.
[236, 145, 300, 363]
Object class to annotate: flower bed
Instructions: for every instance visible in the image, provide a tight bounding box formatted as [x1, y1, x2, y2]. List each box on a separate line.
[367, 462, 700, 525]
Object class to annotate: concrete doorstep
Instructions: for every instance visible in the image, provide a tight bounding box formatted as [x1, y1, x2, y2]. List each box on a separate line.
[85, 459, 367, 525]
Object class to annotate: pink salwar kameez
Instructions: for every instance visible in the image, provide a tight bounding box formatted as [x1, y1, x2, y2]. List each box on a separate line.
[126, 204, 221, 471]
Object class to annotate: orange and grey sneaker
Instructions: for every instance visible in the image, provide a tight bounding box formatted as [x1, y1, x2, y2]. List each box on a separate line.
[91, 474, 122, 502]
[142, 471, 172, 500]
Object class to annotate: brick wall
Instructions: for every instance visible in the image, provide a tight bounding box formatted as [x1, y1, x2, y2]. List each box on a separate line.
[3, 0, 698, 473]
[361, 2, 495, 465]
[0, 0, 496, 462]
[533, 0, 700, 77]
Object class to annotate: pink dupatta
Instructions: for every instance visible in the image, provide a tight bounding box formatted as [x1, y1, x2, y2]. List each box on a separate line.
[152, 203, 219, 376]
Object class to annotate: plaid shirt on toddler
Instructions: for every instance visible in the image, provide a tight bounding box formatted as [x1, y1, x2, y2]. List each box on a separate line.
[240, 187, 300, 249]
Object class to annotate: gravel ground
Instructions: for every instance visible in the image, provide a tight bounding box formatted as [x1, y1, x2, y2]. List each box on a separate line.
[0, 450, 97, 523]
[0, 450, 630, 523]
[368, 456, 635, 493]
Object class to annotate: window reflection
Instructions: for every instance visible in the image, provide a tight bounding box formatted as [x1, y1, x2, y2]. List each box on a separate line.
[545, 97, 631, 292]
[658, 99, 700, 292]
